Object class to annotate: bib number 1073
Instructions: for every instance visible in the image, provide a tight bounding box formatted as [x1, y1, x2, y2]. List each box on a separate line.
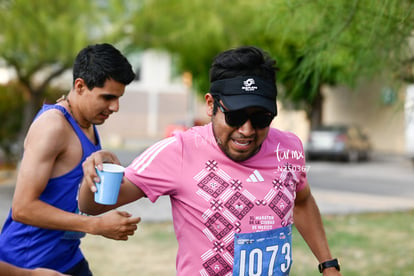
[237, 243, 291, 276]
[233, 226, 292, 276]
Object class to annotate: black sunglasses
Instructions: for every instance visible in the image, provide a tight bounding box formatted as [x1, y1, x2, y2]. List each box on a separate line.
[214, 98, 275, 129]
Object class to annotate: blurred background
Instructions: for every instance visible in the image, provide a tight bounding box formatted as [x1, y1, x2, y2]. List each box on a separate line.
[0, 0, 413, 166]
[1, 1, 414, 275]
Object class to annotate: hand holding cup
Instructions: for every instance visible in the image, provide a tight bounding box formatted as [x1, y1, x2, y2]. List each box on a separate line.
[94, 163, 125, 205]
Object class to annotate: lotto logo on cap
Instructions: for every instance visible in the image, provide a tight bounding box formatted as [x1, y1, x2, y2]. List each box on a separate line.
[242, 78, 258, 92]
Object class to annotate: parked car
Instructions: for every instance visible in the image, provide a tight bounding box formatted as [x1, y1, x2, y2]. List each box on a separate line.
[305, 125, 371, 162]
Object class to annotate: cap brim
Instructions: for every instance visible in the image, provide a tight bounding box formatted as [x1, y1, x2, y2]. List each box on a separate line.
[220, 94, 277, 115]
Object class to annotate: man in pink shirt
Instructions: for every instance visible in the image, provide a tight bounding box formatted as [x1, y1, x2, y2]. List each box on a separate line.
[79, 46, 341, 275]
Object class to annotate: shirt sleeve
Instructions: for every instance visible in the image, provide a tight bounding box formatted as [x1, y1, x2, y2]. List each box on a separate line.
[124, 136, 183, 202]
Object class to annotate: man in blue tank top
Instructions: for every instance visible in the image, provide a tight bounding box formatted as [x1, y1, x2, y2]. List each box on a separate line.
[0, 43, 141, 275]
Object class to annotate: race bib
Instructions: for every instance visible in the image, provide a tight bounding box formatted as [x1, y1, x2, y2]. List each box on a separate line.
[233, 225, 292, 276]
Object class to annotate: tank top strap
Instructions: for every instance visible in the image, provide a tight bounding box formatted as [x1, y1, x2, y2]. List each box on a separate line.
[35, 104, 101, 155]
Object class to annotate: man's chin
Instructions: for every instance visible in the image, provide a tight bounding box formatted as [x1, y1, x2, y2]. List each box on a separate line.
[226, 150, 253, 162]
[93, 120, 105, 126]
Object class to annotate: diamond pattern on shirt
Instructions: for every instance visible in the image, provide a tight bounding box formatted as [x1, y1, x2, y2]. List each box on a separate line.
[198, 172, 229, 198]
[197, 160, 300, 276]
[282, 172, 297, 194]
[205, 212, 234, 240]
[202, 254, 233, 276]
[224, 191, 254, 220]
[268, 191, 293, 219]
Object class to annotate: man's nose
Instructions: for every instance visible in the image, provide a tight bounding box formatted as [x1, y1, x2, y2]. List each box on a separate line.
[237, 119, 256, 136]
[109, 99, 119, 112]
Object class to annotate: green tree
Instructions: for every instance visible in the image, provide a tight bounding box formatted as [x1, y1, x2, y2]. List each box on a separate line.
[2, 0, 413, 160]
[0, 0, 134, 160]
[272, 0, 414, 127]
[128, 0, 414, 127]
[0, 83, 23, 165]
[130, 0, 276, 94]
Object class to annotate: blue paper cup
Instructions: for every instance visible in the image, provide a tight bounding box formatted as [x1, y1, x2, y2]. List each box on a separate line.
[94, 163, 125, 205]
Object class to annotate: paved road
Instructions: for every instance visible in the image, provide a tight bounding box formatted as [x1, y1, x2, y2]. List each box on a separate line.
[1, 152, 413, 227]
[308, 155, 414, 214]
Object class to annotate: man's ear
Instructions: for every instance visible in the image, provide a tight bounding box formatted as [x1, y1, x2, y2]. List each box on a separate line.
[205, 93, 215, 117]
[73, 78, 87, 95]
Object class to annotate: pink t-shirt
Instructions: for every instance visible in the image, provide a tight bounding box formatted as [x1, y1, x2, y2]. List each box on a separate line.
[125, 123, 308, 276]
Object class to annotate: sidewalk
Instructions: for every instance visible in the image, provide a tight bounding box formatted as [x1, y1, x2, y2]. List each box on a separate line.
[312, 188, 414, 215]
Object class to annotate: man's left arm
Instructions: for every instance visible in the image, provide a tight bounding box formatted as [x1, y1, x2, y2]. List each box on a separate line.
[294, 184, 342, 275]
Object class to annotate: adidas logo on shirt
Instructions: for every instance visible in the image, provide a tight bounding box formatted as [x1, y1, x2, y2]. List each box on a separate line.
[246, 170, 264, 182]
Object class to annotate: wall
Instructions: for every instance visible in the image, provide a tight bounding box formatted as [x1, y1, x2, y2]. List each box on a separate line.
[322, 82, 405, 153]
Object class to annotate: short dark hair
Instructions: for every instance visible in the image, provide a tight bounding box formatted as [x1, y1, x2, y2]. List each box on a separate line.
[209, 46, 278, 84]
[73, 43, 136, 90]
[209, 46, 279, 115]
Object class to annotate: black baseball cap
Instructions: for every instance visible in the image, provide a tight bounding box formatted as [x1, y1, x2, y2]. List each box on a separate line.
[210, 76, 277, 115]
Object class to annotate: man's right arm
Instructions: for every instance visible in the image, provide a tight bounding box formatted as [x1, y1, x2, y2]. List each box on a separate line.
[11, 112, 140, 241]
[79, 150, 146, 216]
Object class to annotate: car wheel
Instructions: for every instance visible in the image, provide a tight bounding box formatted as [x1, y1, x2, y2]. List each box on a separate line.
[347, 150, 359, 162]
[306, 153, 313, 161]
[360, 151, 370, 161]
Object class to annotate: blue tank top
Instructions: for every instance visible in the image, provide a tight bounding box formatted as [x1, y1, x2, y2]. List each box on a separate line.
[0, 104, 101, 272]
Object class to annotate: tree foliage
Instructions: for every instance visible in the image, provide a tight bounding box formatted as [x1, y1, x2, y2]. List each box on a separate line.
[0, 0, 134, 159]
[1, 0, 413, 162]
[127, 0, 414, 126]
[129, 0, 279, 93]
[274, 0, 414, 97]
[0, 1, 95, 146]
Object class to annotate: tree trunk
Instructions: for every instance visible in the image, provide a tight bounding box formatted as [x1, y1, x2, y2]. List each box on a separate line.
[16, 89, 42, 158]
[309, 88, 324, 130]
